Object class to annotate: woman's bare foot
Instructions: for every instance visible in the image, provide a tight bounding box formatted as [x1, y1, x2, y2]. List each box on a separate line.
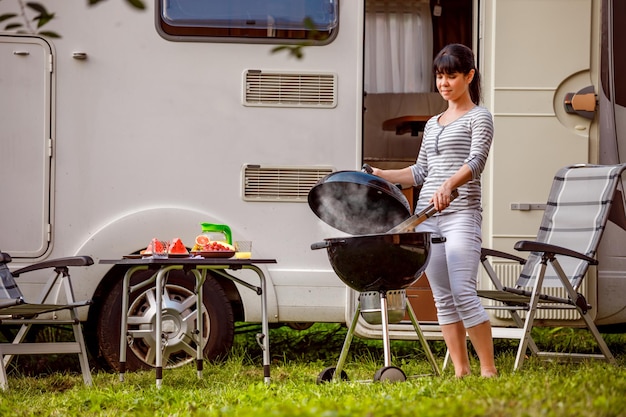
[455, 366, 471, 378]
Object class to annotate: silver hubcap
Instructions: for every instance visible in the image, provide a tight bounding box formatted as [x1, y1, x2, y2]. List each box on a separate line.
[127, 284, 209, 368]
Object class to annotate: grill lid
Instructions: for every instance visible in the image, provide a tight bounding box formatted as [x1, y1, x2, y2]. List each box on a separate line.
[307, 170, 411, 235]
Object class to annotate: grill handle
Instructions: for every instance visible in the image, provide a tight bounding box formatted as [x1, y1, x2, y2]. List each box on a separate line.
[311, 239, 350, 250]
[387, 189, 459, 233]
[311, 241, 330, 250]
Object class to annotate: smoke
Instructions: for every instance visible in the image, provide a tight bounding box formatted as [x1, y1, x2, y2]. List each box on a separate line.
[308, 181, 409, 235]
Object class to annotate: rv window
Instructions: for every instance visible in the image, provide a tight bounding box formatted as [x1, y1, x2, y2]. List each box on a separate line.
[157, 0, 338, 44]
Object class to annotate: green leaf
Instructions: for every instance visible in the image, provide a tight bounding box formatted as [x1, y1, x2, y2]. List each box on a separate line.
[5, 22, 22, 30]
[38, 30, 60, 39]
[271, 45, 290, 53]
[87, 0, 144, 9]
[126, 0, 146, 10]
[303, 16, 316, 30]
[271, 45, 306, 60]
[0, 13, 17, 23]
[26, 2, 48, 14]
[36, 13, 55, 28]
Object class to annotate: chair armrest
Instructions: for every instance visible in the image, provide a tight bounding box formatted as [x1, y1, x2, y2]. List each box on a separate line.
[12, 256, 94, 277]
[513, 241, 597, 265]
[481, 248, 526, 264]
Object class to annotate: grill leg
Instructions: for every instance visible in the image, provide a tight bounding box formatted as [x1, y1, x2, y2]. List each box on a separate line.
[406, 301, 441, 376]
[379, 292, 392, 368]
[333, 301, 361, 381]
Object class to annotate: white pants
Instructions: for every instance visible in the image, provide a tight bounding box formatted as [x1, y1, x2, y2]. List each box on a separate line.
[416, 209, 489, 328]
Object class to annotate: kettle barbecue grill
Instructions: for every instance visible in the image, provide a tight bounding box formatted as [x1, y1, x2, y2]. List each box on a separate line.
[308, 168, 446, 382]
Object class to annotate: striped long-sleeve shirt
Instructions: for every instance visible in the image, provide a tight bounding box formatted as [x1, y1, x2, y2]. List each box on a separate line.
[409, 105, 494, 214]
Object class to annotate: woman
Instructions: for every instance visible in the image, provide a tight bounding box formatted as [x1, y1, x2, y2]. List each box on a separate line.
[371, 43, 497, 377]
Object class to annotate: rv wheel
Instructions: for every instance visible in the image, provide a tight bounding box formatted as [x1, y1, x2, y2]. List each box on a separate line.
[96, 270, 234, 371]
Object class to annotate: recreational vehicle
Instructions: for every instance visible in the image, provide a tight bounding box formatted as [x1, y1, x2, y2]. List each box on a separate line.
[0, 0, 624, 371]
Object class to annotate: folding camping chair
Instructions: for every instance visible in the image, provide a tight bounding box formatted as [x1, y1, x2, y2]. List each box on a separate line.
[478, 164, 625, 370]
[0, 251, 93, 389]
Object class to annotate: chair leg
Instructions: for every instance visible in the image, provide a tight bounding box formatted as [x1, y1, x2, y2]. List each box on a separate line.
[0, 353, 8, 390]
[551, 259, 617, 365]
[63, 274, 93, 386]
[73, 321, 93, 386]
[508, 310, 540, 356]
[2, 323, 33, 369]
[0, 322, 33, 390]
[514, 263, 547, 370]
[442, 349, 451, 369]
[67, 302, 93, 386]
[578, 312, 616, 364]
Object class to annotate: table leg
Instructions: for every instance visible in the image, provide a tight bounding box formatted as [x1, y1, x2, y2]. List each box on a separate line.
[245, 265, 271, 384]
[190, 269, 206, 379]
[119, 265, 148, 382]
[154, 265, 184, 388]
[153, 266, 182, 388]
[155, 268, 163, 388]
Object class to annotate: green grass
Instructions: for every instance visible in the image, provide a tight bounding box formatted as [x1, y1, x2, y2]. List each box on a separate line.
[1, 324, 626, 417]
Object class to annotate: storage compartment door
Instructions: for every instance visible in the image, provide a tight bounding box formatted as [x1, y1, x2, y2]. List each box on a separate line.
[0, 36, 53, 257]
[481, 0, 594, 250]
[480, 0, 597, 323]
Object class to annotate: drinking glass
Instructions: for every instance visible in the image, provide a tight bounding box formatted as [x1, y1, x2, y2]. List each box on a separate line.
[152, 239, 169, 259]
[234, 241, 252, 259]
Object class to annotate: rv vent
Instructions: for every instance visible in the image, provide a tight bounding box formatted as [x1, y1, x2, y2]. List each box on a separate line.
[243, 165, 333, 202]
[244, 70, 337, 108]
[490, 262, 584, 321]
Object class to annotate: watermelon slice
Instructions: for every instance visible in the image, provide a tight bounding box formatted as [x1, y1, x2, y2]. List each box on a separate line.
[153, 240, 167, 253]
[140, 241, 154, 255]
[169, 238, 189, 254]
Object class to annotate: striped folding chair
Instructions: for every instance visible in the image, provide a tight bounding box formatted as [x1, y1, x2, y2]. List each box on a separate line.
[0, 252, 93, 390]
[478, 164, 625, 370]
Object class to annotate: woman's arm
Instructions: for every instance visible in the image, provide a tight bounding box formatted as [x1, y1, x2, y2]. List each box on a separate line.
[370, 166, 415, 187]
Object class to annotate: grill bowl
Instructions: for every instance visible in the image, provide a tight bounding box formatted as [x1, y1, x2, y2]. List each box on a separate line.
[315, 232, 431, 292]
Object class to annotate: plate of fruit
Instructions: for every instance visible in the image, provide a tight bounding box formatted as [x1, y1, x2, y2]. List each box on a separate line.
[191, 236, 235, 258]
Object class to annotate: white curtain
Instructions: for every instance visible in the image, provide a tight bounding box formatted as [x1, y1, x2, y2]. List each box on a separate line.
[365, 1, 433, 93]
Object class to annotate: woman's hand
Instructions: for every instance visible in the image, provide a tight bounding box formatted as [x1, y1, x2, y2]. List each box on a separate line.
[430, 185, 454, 211]
[430, 165, 471, 211]
[362, 164, 383, 177]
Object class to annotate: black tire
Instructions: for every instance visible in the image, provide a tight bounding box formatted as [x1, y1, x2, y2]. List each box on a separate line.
[373, 366, 406, 383]
[96, 269, 234, 371]
[317, 366, 349, 384]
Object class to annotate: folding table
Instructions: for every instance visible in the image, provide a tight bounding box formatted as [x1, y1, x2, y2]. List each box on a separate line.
[100, 257, 276, 387]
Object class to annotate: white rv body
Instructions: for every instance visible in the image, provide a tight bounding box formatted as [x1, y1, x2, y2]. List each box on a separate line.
[1, 0, 624, 368]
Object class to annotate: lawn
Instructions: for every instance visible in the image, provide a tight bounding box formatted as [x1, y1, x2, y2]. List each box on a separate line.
[1, 324, 625, 417]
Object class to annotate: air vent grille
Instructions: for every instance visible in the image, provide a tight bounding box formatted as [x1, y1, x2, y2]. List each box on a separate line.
[244, 70, 337, 108]
[243, 165, 333, 202]
[490, 262, 585, 320]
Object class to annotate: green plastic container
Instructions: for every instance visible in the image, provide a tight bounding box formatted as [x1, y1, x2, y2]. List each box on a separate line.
[200, 223, 232, 245]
